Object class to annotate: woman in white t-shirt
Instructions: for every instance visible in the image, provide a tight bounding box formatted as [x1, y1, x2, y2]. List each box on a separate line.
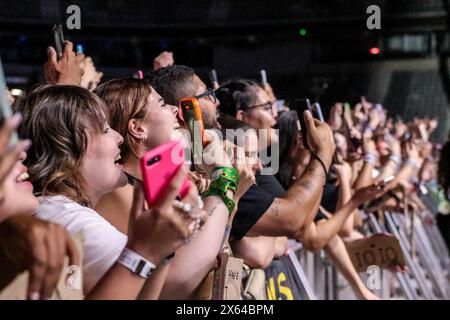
[13, 84, 207, 299]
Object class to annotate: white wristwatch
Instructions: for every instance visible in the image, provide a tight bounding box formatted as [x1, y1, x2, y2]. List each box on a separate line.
[118, 248, 156, 279]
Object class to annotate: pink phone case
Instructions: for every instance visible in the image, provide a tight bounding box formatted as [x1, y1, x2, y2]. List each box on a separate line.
[141, 140, 190, 206]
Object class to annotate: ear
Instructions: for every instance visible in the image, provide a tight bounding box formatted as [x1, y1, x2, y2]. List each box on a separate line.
[236, 110, 245, 121]
[128, 118, 145, 140]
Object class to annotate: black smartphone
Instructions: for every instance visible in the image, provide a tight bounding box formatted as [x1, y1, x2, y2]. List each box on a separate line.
[0, 58, 18, 147]
[294, 98, 312, 150]
[209, 69, 219, 88]
[52, 24, 65, 60]
[260, 69, 267, 87]
[311, 103, 325, 122]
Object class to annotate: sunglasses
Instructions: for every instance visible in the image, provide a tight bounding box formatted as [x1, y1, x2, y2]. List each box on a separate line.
[193, 89, 217, 104]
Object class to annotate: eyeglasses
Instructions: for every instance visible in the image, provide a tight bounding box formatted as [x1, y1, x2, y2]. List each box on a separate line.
[193, 89, 217, 104]
[242, 101, 273, 112]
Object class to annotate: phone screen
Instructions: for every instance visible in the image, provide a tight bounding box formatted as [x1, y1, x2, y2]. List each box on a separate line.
[180, 99, 204, 163]
[0, 58, 18, 147]
[294, 98, 311, 150]
[53, 24, 65, 60]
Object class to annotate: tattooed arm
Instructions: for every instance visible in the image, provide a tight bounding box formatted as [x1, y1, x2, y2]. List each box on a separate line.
[249, 111, 335, 238]
[248, 157, 328, 237]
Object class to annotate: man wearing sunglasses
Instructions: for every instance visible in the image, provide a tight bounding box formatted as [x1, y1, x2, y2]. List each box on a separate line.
[146, 65, 221, 129]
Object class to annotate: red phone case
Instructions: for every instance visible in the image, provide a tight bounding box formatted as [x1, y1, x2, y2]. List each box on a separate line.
[140, 140, 190, 206]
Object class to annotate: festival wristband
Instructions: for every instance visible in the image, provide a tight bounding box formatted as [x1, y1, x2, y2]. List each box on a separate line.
[211, 166, 239, 185]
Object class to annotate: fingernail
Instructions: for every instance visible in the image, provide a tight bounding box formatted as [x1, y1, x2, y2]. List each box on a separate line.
[10, 113, 22, 128]
[47, 46, 52, 55]
[30, 292, 40, 300]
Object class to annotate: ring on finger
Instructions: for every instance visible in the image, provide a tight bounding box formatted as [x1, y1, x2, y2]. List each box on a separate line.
[173, 200, 193, 214]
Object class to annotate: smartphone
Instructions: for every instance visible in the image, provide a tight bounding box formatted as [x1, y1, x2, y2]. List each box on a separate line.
[52, 24, 65, 60]
[294, 98, 312, 150]
[209, 69, 219, 88]
[260, 69, 267, 87]
[179, 98, 206, 162]
[0, 58, 18, 148]
[311, 103, 325, 122]
[141, 140, 190, 206]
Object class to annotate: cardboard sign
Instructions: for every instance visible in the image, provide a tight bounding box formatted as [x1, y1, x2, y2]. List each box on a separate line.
[212, 252, 244, 300]
[346, 233, 406, 273]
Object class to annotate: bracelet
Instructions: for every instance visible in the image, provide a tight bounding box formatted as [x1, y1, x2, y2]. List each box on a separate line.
[405, 159, 419, 169]
[311, 152, 328, 179]
[203, 188, 236, 213]
[364, 153, 377, 165]
[389, 155, 401, 166]
[118, 248, 157, 279]
[203, 167, 239, 215]
[210, 166, 239, 185]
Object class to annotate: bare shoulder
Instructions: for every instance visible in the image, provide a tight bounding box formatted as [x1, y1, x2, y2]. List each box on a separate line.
[95, 184, 134, 234]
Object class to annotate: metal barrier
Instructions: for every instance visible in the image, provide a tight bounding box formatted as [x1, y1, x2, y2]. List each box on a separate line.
[289, 205, 450, 300]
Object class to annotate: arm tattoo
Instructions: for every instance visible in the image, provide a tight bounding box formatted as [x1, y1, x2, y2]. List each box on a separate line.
[290, 160, 326, 205]
[208, 199, 223, 216]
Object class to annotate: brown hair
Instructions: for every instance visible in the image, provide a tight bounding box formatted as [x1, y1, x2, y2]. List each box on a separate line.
[12, 85, 107, 207]
[94, 78, 153, 162]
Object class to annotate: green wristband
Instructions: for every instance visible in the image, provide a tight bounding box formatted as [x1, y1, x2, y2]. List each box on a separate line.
[211, 166, 239, 185]
[203, 188, 236, 214]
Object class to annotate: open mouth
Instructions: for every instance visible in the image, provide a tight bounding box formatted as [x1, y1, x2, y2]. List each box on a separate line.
[15, 170, 33, 189]
[16, 171, 30, 183]
[114, 153, 123, 168]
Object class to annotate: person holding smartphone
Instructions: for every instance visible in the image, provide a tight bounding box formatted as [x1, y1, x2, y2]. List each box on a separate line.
[94, 78, 252, 299]
[44, 41, 84, 86]
[216, 79, 335, 240]
[13, 84, 206, 299]
[146, 65, 221, 130]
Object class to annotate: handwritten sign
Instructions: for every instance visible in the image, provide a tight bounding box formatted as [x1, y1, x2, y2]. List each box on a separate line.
[346, 233, 406, 272]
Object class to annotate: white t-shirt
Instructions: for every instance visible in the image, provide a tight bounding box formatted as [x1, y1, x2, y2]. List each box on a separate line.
[36, 195, 128, 294]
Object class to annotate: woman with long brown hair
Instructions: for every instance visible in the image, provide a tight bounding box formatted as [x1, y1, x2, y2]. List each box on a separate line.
[13, 84, 207, 299]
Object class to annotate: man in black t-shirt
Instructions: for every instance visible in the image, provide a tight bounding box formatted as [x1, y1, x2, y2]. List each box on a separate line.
[216, 80, 336, 239]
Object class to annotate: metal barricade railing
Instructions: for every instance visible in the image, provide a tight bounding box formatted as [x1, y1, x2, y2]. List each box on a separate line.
[290, 206, 450, 300]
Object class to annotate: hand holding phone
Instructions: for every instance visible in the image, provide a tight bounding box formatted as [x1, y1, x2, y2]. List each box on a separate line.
[294, 99, 312, 150]
[179, 98, 206, 163]
[141, 140, 190, 206]
[52, 24, 65, 60]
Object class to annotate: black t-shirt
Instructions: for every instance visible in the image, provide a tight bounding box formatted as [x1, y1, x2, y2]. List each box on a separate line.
[256, 172, 286, 198]
[231, 183, 275, 240]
